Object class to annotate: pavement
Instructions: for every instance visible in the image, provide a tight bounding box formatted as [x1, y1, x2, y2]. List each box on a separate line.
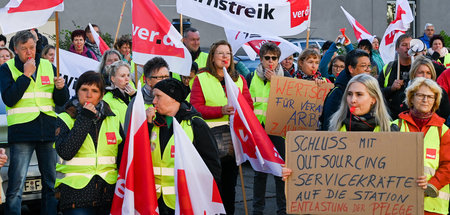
[235, 162, 280, 215]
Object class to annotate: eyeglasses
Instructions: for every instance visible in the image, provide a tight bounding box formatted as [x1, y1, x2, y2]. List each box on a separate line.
[150, 75, 170, 80]
[332, 65, 345, 70]
[264, 56, 278, 61]
[0, 55, 10, 59]
[415, 93, 435, 101]
[358, 64, 372, 71]
[216, 52, 231, 57]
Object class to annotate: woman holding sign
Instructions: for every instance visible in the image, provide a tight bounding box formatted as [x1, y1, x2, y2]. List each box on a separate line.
[394, 77, 450, 215]
[190, 40, 253, 215]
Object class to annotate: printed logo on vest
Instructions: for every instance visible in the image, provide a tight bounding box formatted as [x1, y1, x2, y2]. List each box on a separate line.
[41, 76, 50, 85]
[426, 148, 437, 159]
[171, 145, 175, 158]
[106, 132, 117, 145]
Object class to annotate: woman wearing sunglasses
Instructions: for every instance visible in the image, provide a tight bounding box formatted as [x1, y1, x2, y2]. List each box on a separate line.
[245, 42, 291, 215]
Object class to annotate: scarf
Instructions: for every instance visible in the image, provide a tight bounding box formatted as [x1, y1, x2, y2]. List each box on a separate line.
[255, 64, 285, 81]
[293, 69, 324, 80]
[342, 110, 377, 131]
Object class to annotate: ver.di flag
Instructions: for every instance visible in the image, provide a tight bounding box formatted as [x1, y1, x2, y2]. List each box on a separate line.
[57, 49, 100, 98]
[379, 0, 413, 64]
[173, 119, 226, 215]
[225, 28, 302, 62]
[132, 0, 191, 76]
[88, 23, 110, 55]
[110, 82, 159, 215]
[177, 0, 311, 37]
[224, 68, 284, 176]
[340, 6, 375, 43]
[0, 0, 63, 35]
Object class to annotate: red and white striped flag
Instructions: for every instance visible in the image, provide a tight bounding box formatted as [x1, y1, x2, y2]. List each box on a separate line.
[224, 68, 285, 176]
[111, 82, 159, 215]
[340, 6, 375, 43]
[0, 0, 63, 35]
[88, 23, 110, 55]
[379, 0, 414, 64]
[132, 0, 191, 76]
[173, 118, 226, 215]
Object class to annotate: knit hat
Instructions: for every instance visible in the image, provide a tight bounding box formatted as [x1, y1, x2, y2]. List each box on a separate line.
[153, 78, 189, 103]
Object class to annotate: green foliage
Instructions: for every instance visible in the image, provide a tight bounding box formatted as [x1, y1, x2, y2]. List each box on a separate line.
[439, 30, 450, 48]
[47, 21, 114, 51]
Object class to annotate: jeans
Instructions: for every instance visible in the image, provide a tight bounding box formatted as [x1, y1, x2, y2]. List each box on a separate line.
[252, 135, 286, 215]
[5, 142, 58, 215]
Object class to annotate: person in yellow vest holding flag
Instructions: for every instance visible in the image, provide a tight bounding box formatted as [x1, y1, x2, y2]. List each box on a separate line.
[146, 78, 221, 214]
[394, 77, 450, 215]
[245, 42, 290, 215]
[55, 71, 124, 214]
[190, 40, 253, 215]
[0, 30, 69, 215]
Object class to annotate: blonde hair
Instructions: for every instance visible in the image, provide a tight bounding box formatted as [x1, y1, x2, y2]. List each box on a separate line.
[329, 74, 392, 131]
[297, 48, 320, 65]
[0, 46, 14, 59]
[409, 56, 436, 81]
[404, 77, 442, 113]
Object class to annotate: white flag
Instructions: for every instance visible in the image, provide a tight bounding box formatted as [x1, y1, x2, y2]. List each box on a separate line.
[0, 0, 63, 35]
[178, 0, 311, 36]
[225, 29, 302, 62]
[57, 49, 100, 98]
[340, 6, 375, 43]
[379, 0, 414, 64]
[173, 119, 225, 214]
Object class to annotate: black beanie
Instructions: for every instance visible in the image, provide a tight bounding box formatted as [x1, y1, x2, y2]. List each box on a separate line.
[153, 78, 189, 103]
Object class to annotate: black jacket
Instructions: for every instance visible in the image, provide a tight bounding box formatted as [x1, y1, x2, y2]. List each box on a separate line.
[55, 98, 125, 210]
[377, 61, 411, 119]
[0, 55, 69, 143]
[148, 101, 222, 186]
[320, 70, 352, 131]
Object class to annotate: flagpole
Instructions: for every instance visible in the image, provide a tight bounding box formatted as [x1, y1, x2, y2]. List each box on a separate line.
[305, 3, 311, 49]
[55, 12, 60, 77]
[397, 53, 400, 80]
[238, 165, 249, 215]
[134, 63, 138, 86]
[179, 14, 184, 36]
[114, 0, 127, 45]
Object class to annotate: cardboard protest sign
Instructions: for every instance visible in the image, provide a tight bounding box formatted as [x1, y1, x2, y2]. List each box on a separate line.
[285, 131, 424, 215]
[265, 76, 334, 136]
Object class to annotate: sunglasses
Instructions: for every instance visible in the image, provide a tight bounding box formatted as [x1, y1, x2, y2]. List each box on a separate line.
[263, 56, 278, 61]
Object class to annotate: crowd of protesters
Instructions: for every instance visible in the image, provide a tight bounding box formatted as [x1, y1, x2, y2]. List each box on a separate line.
[0, 21, 450, 215]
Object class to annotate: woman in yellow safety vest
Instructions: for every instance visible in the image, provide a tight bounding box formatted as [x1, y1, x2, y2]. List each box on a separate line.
[103, 60, 136, 125]
[190, 40, 253, 215]
[55, 71, 124, 215]
[328, 73, 393, 132]
[395, 77, 450, 215]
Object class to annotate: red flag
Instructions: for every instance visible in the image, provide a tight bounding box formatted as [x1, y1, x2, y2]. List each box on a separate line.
[88, 23, 110, 55]
[224, 68, 285, 176]
[111, 82, 159, 215]
[379, 0, 414, 64]
[132, 0, 191, 76]
[173, 119, 226, 214]
[0, 0, 63, 35]
[340, 6, 374, 42]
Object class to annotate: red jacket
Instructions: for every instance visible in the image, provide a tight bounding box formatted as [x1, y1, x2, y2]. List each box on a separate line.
[437, 68, 450, 102]
[190, 71, 253, 119]
[398, 111, 450, 190]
